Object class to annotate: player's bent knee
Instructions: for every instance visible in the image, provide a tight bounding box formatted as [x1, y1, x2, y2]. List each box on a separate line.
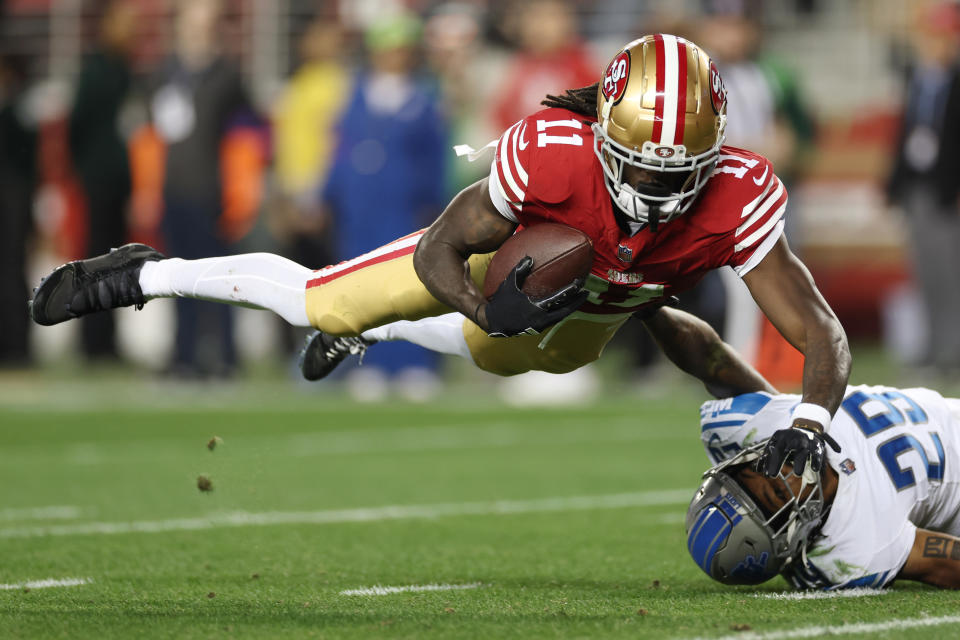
[310, 316, 363, 338]
[308, 294, 374, 337]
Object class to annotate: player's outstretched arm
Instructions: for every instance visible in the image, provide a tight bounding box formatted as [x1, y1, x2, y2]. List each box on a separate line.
[742, 236, 850, 417]
[898, 528, 960, 589]
[743, 236, 850, 476]
[413, 178, 516, 332]
[641, 307, 777, 398]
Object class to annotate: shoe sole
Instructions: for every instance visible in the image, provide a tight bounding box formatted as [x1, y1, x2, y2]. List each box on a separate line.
[28, 262, 79, 326]
[299, 332, 326, 381]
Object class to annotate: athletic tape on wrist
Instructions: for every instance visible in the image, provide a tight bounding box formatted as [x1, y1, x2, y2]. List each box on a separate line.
[791, 402, 832, 431]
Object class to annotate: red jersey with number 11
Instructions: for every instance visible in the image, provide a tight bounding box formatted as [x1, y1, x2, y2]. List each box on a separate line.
[487, 107, 787, 318]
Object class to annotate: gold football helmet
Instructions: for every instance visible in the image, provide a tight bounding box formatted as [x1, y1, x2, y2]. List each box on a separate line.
[594, 34, 727, 229]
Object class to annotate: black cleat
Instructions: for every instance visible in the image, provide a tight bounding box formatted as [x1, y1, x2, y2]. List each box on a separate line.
[29, 243, 165, 326]
[298, 330, 374, 381]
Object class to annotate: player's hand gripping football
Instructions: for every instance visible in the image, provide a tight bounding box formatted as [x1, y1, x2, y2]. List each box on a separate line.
[760, 424, 841, 482]
[482, 257, 588, 337]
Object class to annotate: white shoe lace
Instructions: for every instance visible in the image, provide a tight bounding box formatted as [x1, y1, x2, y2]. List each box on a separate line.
[325, 337, 370, 365]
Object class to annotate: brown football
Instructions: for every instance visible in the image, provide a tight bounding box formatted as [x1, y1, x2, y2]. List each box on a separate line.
[482, 223, 594, 299]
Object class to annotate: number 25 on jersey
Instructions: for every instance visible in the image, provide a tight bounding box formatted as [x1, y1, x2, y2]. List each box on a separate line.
[841, 390, 945, 490]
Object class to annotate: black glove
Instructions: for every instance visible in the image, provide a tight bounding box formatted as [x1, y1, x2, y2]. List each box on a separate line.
[760, 426, 841, 478]
[483, 256, 588, 337]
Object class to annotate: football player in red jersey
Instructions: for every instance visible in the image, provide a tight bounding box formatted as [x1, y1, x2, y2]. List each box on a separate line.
[29, 35, 847, 478]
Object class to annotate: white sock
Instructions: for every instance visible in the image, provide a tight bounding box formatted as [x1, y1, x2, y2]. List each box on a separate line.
[139, 254, 312, 326]
[361, 313, 474, 362]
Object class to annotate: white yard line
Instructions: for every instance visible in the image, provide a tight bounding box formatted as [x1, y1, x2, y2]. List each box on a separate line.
[0, 577, 92, 591]
[654, 512, 687, 525]
[0, 489, 691, 539]
[755, 588, 887, 600]
[685, 615, 960, 640]
[340, 582, 482, 596]
[0, 506, 82, 522]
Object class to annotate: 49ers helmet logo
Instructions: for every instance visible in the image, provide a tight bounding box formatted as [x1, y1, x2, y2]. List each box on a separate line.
[602, 51, 631, 104]
[709, 60, 727, 114]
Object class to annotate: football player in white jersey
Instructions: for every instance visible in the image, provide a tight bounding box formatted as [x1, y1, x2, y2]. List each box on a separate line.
[687, 385, 960, 589]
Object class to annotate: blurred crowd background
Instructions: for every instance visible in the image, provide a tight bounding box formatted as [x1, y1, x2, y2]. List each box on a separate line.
[1, 0, 957, 402]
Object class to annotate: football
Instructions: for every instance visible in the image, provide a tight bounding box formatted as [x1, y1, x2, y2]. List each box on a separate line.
[482, 223, 594, 299]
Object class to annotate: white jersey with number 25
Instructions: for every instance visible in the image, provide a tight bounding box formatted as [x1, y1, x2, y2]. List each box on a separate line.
[699, 385, 960, 589]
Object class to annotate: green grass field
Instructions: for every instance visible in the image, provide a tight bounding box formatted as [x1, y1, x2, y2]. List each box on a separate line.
[2, 365, 960, 639]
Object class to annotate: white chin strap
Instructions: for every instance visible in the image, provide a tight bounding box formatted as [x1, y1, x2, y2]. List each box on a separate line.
[615, 183, 681, 223]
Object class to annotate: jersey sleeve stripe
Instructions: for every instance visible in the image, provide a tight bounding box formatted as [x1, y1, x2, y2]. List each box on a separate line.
[510, 122, 529, 184]
[739, 174, 775, 218]
[495, 123, 525, 207]
[732, 219, 784, 276]
[735, 201, 786, 252]
[487, 169, 520, 222]
[494, 160, 521, 209]
[736, 179, 785, 236]
[495, 136, 522, 209]
[699, 419, 746, 431]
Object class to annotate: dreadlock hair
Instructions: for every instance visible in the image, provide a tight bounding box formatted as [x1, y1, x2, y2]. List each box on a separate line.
[541, 83, 600, 118]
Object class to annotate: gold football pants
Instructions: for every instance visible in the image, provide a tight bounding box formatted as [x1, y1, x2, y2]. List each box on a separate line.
[304, 231, 627, 376]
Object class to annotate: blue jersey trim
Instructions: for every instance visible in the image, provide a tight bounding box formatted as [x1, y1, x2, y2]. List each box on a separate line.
[832, 570, 892, 590]
[700, 393, 772, 431]
[701, 419, 746, 432]
[728, 393, 773, 416]
[788, 564, 893, 591]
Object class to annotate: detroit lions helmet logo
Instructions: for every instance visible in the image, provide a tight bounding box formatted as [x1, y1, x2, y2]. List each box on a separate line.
[730, 552, 770, 580]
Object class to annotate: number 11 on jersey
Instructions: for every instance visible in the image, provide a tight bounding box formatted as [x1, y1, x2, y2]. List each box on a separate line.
[537, 120, 584, 147]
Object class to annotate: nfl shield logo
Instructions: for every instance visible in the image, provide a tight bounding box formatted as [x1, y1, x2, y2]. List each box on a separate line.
[839, 458, 856, 475]
[617, 244, 633, 263]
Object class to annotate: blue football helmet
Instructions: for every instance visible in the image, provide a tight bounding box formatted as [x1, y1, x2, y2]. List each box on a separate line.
[685, 441, 827, 585]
